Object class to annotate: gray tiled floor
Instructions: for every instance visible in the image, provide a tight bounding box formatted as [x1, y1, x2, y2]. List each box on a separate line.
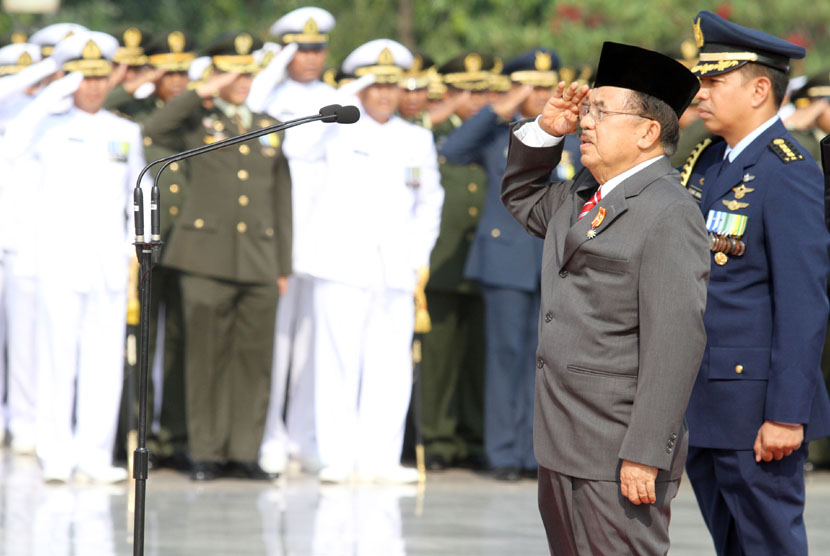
[1, 452, 829, 555]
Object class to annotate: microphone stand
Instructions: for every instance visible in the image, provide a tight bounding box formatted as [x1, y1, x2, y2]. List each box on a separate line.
[130, 105, 350, 556]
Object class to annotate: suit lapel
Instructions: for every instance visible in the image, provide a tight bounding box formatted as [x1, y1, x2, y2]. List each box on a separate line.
[560, 157, 673, 269]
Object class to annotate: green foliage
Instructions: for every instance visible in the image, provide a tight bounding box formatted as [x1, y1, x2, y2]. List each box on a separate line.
[3, 0, 830, 74]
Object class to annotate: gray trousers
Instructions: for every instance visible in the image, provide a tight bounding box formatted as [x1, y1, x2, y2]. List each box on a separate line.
[538, 465, 679, 555]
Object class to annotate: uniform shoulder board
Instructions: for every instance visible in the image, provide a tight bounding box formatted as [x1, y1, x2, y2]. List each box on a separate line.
[679, 137, 714, 187]
[112, 109, 134, 122]
[769, 137, 805, 163]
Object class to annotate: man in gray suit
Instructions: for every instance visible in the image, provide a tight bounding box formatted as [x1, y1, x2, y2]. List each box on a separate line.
[501, 42, 709, 555]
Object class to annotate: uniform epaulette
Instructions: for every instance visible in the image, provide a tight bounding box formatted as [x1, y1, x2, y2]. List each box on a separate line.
[113, 110, 134, 122]
[769, 137, 805, 163]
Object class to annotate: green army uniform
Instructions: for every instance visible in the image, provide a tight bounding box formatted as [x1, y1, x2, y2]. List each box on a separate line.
[108, 30, 196, 466]
[419, 114, 487, 467]
[142, 40, 292, 466]
[414, 53, 503, 468]
[671, 116, 711, 168]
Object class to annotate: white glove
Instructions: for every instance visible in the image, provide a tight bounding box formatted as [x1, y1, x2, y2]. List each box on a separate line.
[337, 73, 377, 101]
[0, 72, 84, 161]
[0, 57, 59, 102]
[247, 42, 299, 112]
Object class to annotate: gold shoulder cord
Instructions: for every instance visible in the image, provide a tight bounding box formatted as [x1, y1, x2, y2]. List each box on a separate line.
[680, 137, 713, 187]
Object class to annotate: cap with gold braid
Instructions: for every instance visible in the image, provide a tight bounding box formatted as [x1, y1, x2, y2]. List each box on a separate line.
[145, 31, 196, 72]
[504, 48, 560, 88]
[29, 22, 88, 57]
[61, 31, 119, 77]
[791, 70, 830, 108]
[691, 10, 806, 77]
[342, 39, 413, 84]
[0, 43, 41, 76]
[204, 31, 263, 74]
[439, 52, 500, 91]
[114, 27, 149, 67]
[269, 7, 335, 50]
[400, 53, 436, 91]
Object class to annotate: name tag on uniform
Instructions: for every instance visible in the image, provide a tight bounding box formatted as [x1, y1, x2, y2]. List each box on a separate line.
[108, 141, 129, 163]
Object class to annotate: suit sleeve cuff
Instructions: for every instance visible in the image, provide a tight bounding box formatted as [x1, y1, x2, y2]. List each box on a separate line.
[512, 116, 564, 148]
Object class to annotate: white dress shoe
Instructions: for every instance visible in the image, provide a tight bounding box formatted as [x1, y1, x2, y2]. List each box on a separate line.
[318, 466, 353, 484]
[42, 466, 72, 484]
[75, 465, 128, 484]
[360, 465, 420, 484]
[10, 437, 37, 456]
[259, 452, 288, 474]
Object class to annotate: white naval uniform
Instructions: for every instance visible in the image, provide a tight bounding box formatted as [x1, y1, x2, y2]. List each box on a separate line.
[258, 78, 336, 467]
[306, 112, 444, 473]
[20, 106, 148, 476]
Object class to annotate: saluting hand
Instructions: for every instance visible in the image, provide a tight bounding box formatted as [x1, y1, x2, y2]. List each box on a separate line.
[754, 420, 803, 462]
[196, 71, 240, 99]
[620, 459, 658, 505]
[539, 81, 590, 137]
[492, 84, 532, 122]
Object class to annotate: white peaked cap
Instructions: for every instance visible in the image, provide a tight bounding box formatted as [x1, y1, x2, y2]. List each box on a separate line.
[0, 43, 42, 75]
[269, 7, 335, 44]
[29, 23, 89, 48]
[342, 38, 413, 83]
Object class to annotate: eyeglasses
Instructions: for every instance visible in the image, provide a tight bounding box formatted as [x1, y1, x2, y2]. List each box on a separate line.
[580, 102, 650, 123]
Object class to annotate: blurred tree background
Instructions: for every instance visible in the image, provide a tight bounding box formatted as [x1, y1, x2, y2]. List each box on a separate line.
[2, 0, 830, 74]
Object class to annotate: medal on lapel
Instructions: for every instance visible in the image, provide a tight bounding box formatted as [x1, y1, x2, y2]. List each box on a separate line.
[587, 207, 606, 239]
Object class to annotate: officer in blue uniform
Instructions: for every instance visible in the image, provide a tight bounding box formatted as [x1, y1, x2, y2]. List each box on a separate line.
[681, 11, 830, 556]
[440, 48, 580, 480]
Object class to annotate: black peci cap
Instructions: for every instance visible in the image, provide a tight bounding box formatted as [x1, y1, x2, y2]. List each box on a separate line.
[594, 42, 700, 117]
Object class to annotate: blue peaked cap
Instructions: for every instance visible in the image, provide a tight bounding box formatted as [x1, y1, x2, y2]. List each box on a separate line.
[691, 10, 805, 76]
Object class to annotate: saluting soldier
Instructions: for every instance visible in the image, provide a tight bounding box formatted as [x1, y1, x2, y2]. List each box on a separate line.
[681, 12, 830, 555]
[2, 31, 150, 483]
[107, 29, 197, 469]
[143, 31, 292, 481]
[248, 6, 336, 476]
[305, 39, 444, 484]
[0, 40, 42, 455]
[785, 73, 830, 471]
[441, 48, 579, 481]
[415, 52, 494, 471]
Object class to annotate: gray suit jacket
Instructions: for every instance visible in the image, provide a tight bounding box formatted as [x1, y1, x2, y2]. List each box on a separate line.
[501, 124, 709, 481]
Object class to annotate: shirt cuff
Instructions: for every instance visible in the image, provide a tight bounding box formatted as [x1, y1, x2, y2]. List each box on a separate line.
[512, 116, 564, 148]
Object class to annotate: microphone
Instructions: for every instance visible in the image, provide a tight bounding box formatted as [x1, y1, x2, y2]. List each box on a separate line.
[132, 105, 358, 243]
[319, 104, 341, 122]
[335, 105, 360, 124]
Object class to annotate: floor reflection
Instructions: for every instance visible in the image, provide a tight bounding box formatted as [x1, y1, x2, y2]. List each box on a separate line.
[3, 451, 824, 555]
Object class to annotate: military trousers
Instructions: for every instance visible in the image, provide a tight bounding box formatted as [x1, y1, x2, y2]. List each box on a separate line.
[420, 289, 485, 463]
[4, 259, 37, 444]
[117, 265, 187, 462]
[481, 285, 539, 470]
[35, 280, 126, 473]
[260, 274, 316, 464]
[179, 273, 278, 463]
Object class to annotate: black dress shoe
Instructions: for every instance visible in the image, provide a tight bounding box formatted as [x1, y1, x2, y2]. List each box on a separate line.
[491, 466, 521, 481]
[456, 453, 487, 470]
[522, 467, 539, 480]
[190, 461, 221, 481]
[225, 461, 279, 480]
[426, 454, 448, 471]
